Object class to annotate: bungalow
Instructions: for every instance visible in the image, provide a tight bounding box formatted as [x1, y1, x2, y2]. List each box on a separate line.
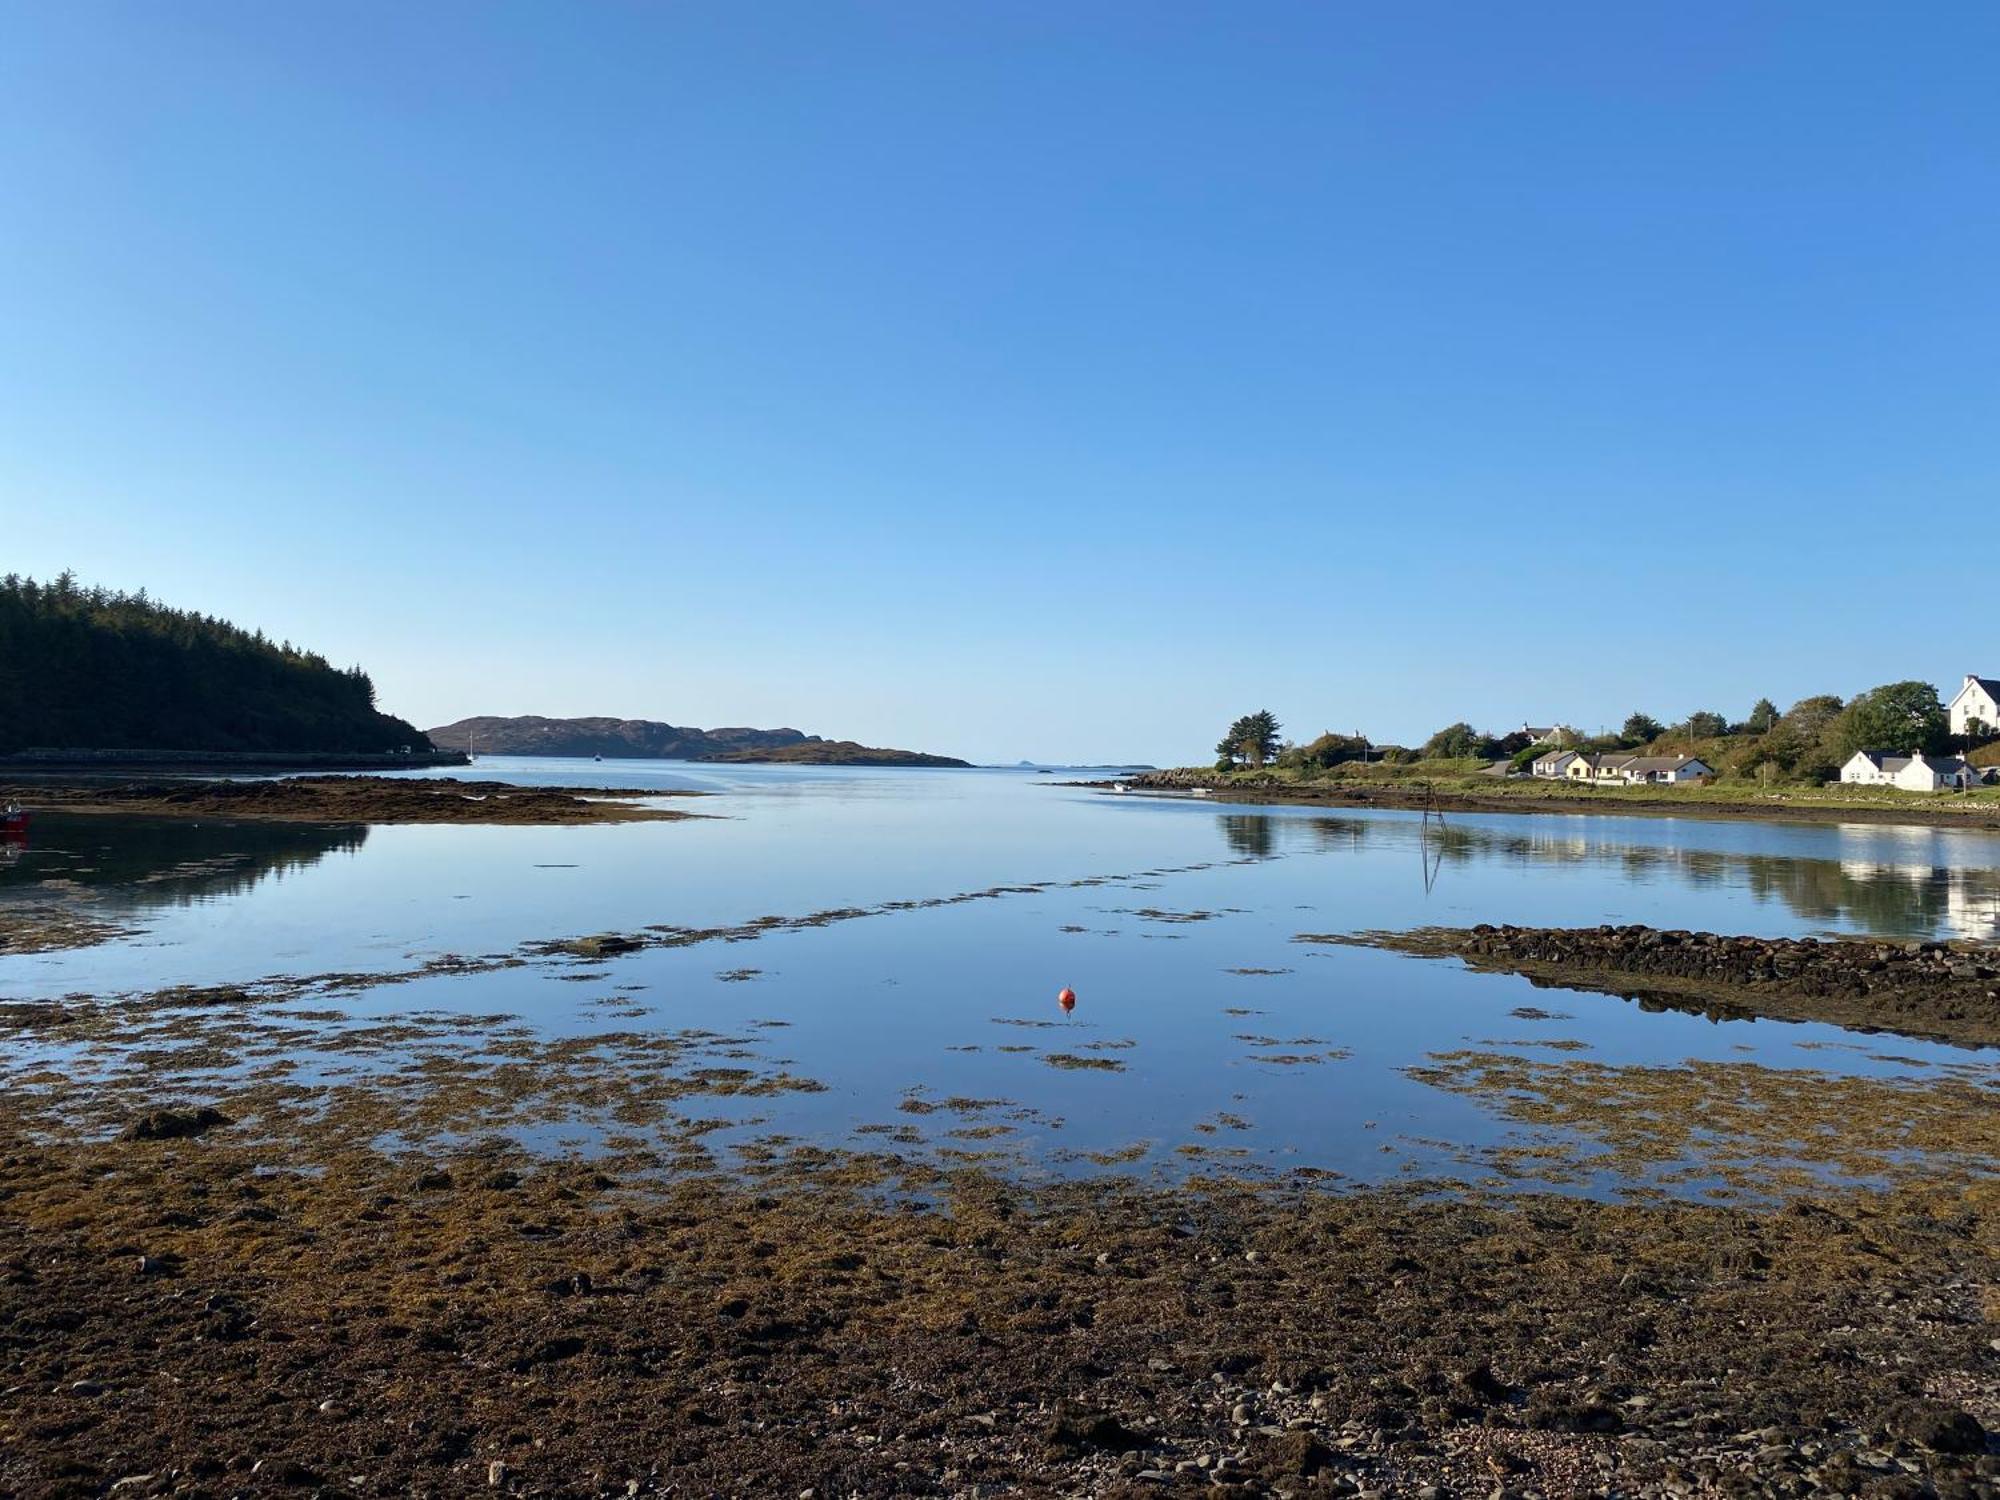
[1618, 755, 1716, 785]
[1563, 753, 1639, 783]
[1565, 753, 1714, 785]
[1840, 750, 1982, 792]
[1531, 749, 1578, 779]
[1947, 675, 2000, 739]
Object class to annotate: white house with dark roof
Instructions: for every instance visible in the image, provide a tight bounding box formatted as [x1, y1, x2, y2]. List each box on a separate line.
[1947, 676, 2000, 739]
[1840, 750, 1981, 791]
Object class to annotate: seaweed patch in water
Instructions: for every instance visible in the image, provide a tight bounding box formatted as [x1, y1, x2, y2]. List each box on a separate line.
[1041, 1053, 1125, 1073]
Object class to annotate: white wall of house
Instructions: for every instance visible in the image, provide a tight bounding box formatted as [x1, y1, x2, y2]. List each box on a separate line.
[1903, 756, 1980, 791]
[1654, 761, 1710, 783]
[1949, 677, 2000, 738]
[1840, 753, 1888, 786]
[1894, 758, 1948, 791]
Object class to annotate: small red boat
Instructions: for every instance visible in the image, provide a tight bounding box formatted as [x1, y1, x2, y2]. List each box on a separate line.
[1, 802, 28, 836]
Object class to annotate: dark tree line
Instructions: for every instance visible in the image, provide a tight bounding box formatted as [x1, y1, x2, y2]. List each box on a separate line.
[0, 572, 429, 754]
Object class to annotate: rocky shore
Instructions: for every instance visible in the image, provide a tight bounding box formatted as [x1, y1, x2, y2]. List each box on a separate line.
[1316, 924, 2000, 1049]
[0, 1129, 1993, 1500]
[0, 776, 706, 827]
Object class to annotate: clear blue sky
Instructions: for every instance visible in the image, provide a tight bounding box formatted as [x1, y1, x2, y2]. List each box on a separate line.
[4, 5, 1995, 764]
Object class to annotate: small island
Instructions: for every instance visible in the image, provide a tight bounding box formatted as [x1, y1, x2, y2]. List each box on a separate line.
[426, 714, 967, 766]
[700, 740, 970, 767]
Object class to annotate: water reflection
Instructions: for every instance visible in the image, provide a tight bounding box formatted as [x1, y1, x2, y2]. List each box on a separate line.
[0, 815, 366, 911]
[1420, 819, 1448, 896]
[1750, 858, 2000, 939]
[1219, 814, 1278, 860]
[1215, 806, 2000, 939]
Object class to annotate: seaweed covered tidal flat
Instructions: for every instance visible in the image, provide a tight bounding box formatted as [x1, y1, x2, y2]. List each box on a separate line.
[0, 1103, 1995, 1498]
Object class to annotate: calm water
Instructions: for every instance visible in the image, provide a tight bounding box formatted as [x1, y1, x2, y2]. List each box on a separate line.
[4, 759, 1997, 1191]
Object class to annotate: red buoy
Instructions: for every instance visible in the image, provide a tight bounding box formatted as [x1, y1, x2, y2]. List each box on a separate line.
[1057, 986, 1076, 1013]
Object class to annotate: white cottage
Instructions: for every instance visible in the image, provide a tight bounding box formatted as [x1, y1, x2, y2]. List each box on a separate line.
[1840, 750, 1981, 791]
[1947, 676, 2000, 739]
[1564, 752, 1712, 785]
[1565, 753, 1623, 782]
[1617, 755, 1715, 785]
[1531, 749, 1578, 779]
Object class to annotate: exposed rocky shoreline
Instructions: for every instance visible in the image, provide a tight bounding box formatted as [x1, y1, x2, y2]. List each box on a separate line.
[1314, 924, 2000, 1049]
[1, 1128, 1993, 1500]
[0, 776, 706, 827]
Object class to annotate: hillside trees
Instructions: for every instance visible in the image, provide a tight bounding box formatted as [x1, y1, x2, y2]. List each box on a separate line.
[1747, 695, 1846, 782]
[1686, 710, 1728, 738]
[1422, 722, 1495, 760]
[0, 574, 429, 754]
[1835, 681, 1950, 758]
[1620, 713, 1664, 746]
[1281, 732, 1372, 771]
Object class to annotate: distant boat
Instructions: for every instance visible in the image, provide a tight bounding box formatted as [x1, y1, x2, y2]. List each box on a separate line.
[1, 802, 28, 835]
[1113, 782, 1129, 794]
[594, 754, 603, 762]
[1190, 787, 1211, 798]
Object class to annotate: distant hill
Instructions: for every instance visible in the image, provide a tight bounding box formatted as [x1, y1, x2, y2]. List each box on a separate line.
[427, 715, 969, 767]
[427, 715, 806, 759]
[703, 740, 971, 767]
[0, 573, 431, 756]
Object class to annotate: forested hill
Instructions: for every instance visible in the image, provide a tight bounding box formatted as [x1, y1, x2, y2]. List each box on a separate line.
[0, 574, 431, 755]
